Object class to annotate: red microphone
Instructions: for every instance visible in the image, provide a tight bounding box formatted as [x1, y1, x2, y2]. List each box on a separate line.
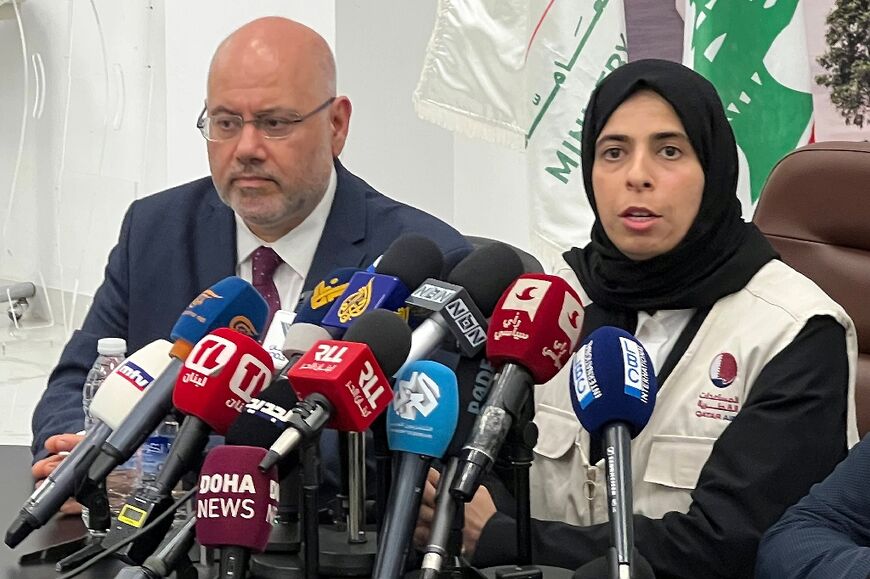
[451, 274, 584, 500]
[196, 445, 279, 579]
[174, 327, 274, 434]
[487, 274, 585, 381]
[290, 340, 392, 430]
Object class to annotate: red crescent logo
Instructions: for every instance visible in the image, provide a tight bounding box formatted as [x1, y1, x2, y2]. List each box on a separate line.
[516, 287, 537, 301]
[568, 310, 580, 328]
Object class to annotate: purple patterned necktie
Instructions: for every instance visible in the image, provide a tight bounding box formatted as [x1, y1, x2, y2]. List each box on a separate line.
[251, 246, 283, 327]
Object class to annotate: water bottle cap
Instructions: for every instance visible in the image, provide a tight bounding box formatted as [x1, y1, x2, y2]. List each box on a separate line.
[97, 337, 126, 356]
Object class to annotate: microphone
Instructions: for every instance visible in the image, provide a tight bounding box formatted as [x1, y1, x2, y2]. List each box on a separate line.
[321, 234, 443, 334]
[276, 323, 333, 376]
[5, 340, 173, 548]
[451, 274, 585, 501]
[225, 377, 299, 453]
[100, 328, 274, 563]
[259, 309, 412, 469]
[397, 241, 525, 373]
[85, 277, 268, 489]
[195, 446, 280, 579]
[112, 514, 197, 579]
[570, 327, 657, 579]
[419, 352, 497, 576]
[372, 360, 459, 579]
[295, 267, 362, 329]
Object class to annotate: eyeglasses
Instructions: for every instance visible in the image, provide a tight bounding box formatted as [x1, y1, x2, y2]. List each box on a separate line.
[196, 97, 336, 142]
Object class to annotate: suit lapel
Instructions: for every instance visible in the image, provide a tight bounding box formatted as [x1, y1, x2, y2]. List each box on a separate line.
[194, 184, 237, 291]
[305, 160, 367, 289]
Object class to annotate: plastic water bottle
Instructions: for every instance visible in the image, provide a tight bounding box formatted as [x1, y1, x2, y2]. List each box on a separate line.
[139, 416, 178, 486]
[81, 338, 129, 524]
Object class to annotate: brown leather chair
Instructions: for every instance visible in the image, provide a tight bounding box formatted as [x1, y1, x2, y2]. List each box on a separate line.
[753, 141, 870, 436]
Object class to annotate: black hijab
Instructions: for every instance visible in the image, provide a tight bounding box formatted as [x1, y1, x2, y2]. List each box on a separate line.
[563, 59, 778, 335]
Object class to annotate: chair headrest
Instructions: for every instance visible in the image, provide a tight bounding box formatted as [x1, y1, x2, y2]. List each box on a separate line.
[754, 141, 870, 355]
[754, 142, 870, 253]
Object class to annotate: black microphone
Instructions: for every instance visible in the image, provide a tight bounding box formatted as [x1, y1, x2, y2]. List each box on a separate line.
[225, 377, 302, 553]
[398, 241, 525, 371]
[420, 352, 497, 576]
[112, 514, 197, 579]
[570, 328, 658, 579]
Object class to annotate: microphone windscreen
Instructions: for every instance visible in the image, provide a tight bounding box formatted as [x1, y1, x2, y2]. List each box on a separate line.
[447, 242, 525, 316]
[173, 328, 274, 434]
[225, 378, 299, 448]
[387, 360, 459, 458]
[295, 267, 361, 325]
[570, 326, 657, 438]
[343, 309, 412, 377]
[195, 445, 278, 552]
[89, 339, 173, 428]
[375, 234, 444, 290]
[281, 323, 331, 360]
[170, 276, 268, 345]
[487, 274, 585, 383]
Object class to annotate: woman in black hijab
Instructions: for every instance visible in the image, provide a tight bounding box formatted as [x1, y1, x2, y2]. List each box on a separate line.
[462, 60, 857, 578]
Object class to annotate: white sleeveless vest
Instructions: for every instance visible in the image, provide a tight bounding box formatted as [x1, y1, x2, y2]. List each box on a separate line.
[529, 259, 858, 526]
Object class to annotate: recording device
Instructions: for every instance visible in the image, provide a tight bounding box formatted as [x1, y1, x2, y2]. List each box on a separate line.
[451, 274, 584, 501]
[100, 328, 274, 563]
[195, 445, 280, 579]
[570, 327, 658, 579]
[5, 340, 173, 548]
[397, 241, 525, 374]
[321, 234, 443, 334]
[85, 277, 268, 489]
[372, 360, 459, 579]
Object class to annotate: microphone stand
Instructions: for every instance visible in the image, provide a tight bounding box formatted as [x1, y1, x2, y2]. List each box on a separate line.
[250, 454, 306, 578]
[318, 432, 377, 577]
[372, 414, 392, 534]
[301, 439, 321, 579]
[18, 478, 110, 567]
[50, 479, 112, 571]
[488, 395, 542, 579]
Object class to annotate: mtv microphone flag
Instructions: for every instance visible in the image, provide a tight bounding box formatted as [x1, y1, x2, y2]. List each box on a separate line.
[414, 0, 627, 269]
[684, 0, 814, 215]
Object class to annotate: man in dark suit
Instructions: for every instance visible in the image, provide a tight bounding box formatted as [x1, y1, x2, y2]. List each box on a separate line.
[30, 16, 470, 506]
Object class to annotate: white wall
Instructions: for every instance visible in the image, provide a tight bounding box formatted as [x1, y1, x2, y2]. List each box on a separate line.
[164, 1, 336, 189]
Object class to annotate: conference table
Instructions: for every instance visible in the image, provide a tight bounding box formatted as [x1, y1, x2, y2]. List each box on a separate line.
[0, 446, 573, 578]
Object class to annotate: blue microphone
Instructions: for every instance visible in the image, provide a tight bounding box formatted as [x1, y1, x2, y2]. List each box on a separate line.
[569, 326, 657, 579]
[294, 267, 361, 329]
[373, 360, 459, 579]
[320, 234, 443, 335]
